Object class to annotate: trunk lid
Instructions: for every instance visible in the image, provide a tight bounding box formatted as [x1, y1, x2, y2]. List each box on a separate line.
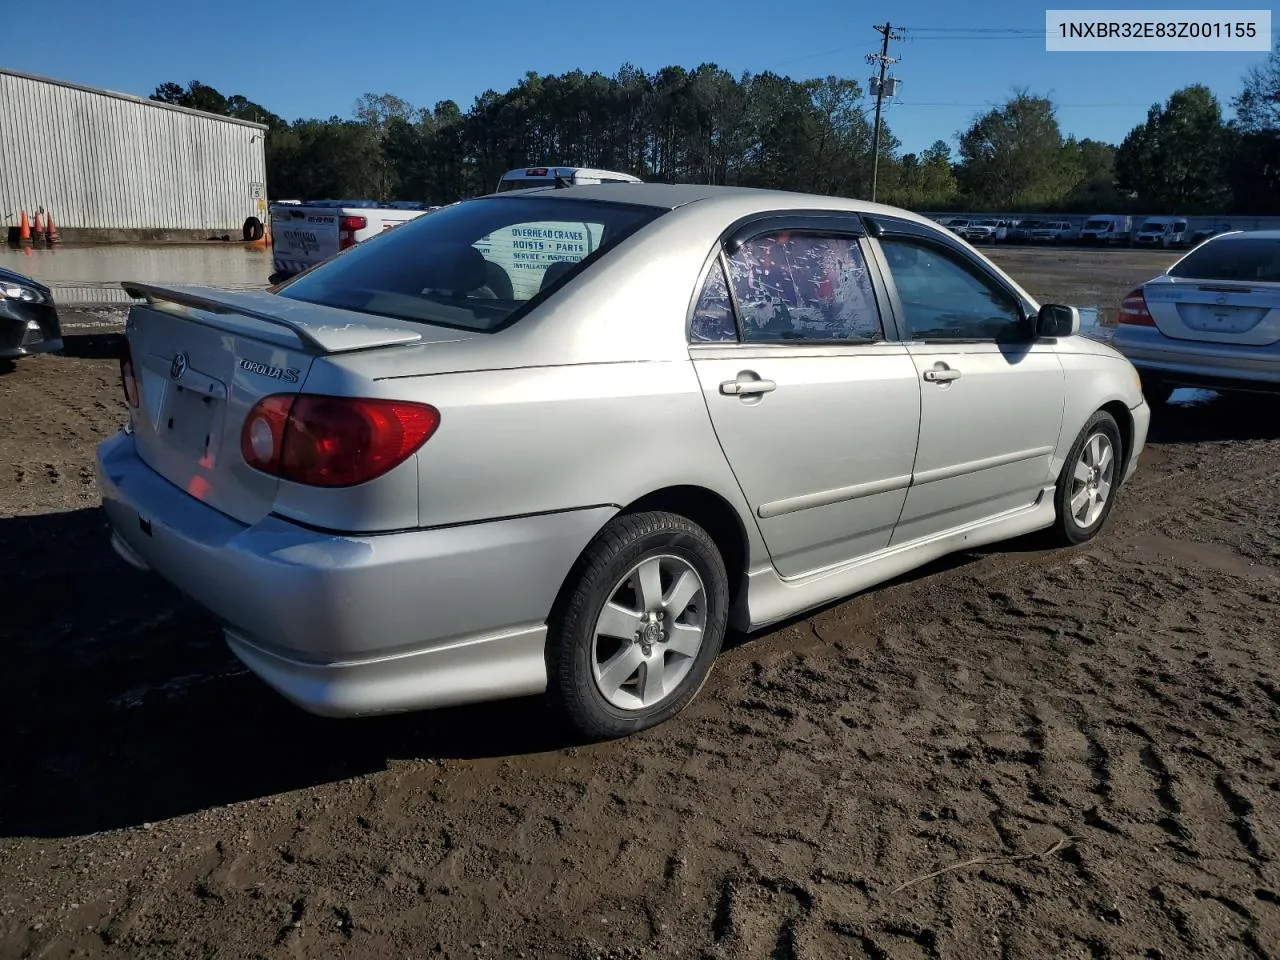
[120, 283, 455, 526]
[1143, 277, 1280, 346]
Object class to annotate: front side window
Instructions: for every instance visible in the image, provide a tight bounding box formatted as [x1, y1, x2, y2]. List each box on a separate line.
[721, 232, 884, 343]
[278, 196, 663, 332]
[879, 237, 1025, 342]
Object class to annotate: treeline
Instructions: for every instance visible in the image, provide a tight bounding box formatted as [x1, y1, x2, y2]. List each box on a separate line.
[152, 47, 1280, 215]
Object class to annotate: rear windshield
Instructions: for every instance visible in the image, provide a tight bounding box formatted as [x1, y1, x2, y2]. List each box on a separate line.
[276, 195, 664, 332]
[1168, 236, 1280, 283]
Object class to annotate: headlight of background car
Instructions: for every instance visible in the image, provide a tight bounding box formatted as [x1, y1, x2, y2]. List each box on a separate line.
[0, 283, 49, 304]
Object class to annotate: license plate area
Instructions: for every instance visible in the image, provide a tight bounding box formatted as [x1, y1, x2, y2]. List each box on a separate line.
[1177, 304, 1266, 334]
[156, 371, 228, 465]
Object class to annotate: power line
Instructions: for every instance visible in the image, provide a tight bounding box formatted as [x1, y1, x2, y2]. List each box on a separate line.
[774, 45, 861, 67]
[897, 101, 1156, 108]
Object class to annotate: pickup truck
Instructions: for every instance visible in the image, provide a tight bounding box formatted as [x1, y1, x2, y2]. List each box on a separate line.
[268, 201, 442, 283]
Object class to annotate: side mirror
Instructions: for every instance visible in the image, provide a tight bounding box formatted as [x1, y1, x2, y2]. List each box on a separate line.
[1037, 303, 1080, 338]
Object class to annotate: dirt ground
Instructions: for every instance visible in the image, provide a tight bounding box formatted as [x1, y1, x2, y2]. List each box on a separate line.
[2, 247, 1279, 960]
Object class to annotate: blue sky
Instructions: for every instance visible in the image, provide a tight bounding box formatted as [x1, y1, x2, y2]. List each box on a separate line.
[5, 0, 1273, 154]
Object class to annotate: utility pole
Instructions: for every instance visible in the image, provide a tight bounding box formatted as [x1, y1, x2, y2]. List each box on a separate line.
[866, 22, 904, 203]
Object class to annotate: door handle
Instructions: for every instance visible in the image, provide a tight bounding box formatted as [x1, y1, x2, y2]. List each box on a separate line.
[923, 367, 961, 383]
[720, 377, 776, 396]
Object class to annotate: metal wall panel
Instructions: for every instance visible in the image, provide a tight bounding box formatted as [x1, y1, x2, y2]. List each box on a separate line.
[1, 69, 267, 232]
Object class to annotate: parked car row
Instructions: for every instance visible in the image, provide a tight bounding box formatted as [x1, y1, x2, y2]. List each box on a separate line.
[937, 213, 1224, 249]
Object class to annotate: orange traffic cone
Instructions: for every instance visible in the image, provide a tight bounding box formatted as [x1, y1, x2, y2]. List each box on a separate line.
[32, 211, 45, 246]
[46, 210, 61, 244]
[18, 210, 32, 247]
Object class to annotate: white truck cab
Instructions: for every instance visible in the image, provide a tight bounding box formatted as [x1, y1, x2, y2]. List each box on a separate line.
[268, 200, 443, 282]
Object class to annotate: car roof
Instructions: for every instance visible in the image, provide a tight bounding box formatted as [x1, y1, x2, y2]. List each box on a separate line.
[1208, 229, 1280, 240]
[483, 181, 943, 227]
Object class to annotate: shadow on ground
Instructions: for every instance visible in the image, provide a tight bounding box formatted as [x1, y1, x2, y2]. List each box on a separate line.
[1, 507, 573, 840]
[1148, 388, 1280, 444]
[57, 332, 125, 360]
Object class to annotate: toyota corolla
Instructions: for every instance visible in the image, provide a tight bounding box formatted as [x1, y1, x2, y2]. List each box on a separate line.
[96, 184, 1150, 739]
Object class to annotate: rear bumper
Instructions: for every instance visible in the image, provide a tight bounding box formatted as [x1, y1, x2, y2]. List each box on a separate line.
[1114, 328, 1280, 393]
[95, 429, 616, 717]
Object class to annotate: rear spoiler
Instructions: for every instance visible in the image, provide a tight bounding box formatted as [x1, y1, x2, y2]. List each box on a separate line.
[121, 282, 425, 354]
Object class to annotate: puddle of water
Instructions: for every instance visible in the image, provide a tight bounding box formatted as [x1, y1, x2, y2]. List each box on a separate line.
[1076, 305, 1111, 342]
[1168, 388, 1221, 407]
[0, 244, 271, 304]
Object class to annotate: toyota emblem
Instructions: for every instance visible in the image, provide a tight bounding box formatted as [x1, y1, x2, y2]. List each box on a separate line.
[170, 351, 189, 381]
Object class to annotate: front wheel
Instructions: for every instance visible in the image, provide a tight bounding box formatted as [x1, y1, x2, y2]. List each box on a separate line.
[1051, 411, 1124, 546]
[546, 511, 729, 740]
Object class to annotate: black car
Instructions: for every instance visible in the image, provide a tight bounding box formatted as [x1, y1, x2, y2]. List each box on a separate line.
[1190, 223, 1233, 246]
[0, 266, 63, 360]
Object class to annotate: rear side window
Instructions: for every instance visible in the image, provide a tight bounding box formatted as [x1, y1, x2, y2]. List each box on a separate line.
[690, 259, 737, 342]
[278, 196, 664, 332]
[1169, 237, 1280, 283]
[724, 232, 884, 342]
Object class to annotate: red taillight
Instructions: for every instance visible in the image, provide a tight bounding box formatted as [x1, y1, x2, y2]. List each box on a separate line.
[240, 394, 293, 475]
[119, 341, 140, 408]
[241, 394, 440, 487]
[1118, 287, 1156, 326]
[338, 215, 367, 251]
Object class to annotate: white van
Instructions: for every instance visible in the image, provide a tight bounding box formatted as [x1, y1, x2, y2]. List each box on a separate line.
[1080, 214, 1133, 245]
[1133, 217, 1189, 249]
[495, 166, 642, 192]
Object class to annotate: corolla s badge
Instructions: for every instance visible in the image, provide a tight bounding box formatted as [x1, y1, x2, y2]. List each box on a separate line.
[238, 357, 300, 383]
[170, 351, 189, 381]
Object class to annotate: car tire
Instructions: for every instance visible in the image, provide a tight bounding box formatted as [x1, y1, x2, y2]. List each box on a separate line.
[546, 510, 729, 741]
[1050, 410, 1124, 546]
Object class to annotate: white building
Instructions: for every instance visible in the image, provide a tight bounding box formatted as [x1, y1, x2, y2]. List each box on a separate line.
[1, 68, 268, 242]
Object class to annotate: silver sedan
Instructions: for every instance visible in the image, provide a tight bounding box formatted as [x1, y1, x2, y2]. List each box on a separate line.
[1113, 229, 1280, 403]
[95, 184, 1150, 739]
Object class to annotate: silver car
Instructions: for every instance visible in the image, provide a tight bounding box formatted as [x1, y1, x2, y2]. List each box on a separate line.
[95, 184, 1150, 739]
[1114, 229, 1280, 403]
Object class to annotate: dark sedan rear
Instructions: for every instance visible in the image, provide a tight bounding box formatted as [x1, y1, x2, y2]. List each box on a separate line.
[0, 267, 63, 359]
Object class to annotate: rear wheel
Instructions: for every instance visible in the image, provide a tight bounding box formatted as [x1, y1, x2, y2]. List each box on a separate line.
[1051, 411, 1123, 546]
[546, 511, 729, 740]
